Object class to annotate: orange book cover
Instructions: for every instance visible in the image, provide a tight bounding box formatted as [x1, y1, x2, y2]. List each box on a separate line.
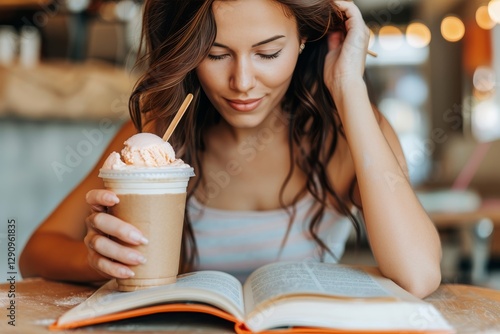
[49, 262, 455, 333]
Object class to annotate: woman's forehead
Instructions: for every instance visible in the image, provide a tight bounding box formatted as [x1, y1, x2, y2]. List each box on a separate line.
[211, 0, 297, 36]
[212, 0, 292, 20]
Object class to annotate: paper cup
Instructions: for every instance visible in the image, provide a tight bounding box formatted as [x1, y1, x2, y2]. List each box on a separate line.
[99, 167, 194, 291]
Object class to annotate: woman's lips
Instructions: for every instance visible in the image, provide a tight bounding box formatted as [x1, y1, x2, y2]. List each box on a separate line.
[226, 98, 263, 112]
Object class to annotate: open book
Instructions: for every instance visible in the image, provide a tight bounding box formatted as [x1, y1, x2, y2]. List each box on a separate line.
[50, 261, 454, 333]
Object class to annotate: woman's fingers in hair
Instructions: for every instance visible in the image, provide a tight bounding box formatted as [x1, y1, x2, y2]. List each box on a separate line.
[334, 1, 366, 29]
[334, 0, 362, 18]
[333, 0, 370, 50]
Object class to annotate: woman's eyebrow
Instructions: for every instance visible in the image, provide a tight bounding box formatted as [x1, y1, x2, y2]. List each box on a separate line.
[213, 35, 286, 49]
[252, 35, 285, 47]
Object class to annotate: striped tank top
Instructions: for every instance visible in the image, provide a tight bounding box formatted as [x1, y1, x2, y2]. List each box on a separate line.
[187, 193, 353, 282]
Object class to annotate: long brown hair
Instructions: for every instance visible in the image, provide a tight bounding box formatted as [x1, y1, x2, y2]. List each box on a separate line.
[129, 0, 361, 273]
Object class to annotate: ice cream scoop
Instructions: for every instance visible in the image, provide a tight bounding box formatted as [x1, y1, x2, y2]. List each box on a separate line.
[102, 94, 193, 171]
[121, 133, 176, 167]
[102, 133, 188, 170]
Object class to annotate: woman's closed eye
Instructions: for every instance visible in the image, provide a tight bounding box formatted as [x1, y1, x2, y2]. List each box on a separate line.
[208, 53, 230, 61]
[207, 49, 283, 61]
[258, 49, 282, 60]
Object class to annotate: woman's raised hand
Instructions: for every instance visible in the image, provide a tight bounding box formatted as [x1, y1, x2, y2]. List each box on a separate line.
[323, 1, 370, 92]
[84, 189, 148, 279]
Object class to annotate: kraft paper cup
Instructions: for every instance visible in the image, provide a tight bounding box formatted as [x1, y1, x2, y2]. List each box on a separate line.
[99, 167, 194, 291]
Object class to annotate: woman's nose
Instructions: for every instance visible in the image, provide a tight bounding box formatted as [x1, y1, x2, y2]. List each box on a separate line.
[229, 57, 256, 92]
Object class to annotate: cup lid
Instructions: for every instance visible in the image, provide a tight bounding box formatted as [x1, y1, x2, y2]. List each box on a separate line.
[99, 166, 195, 180]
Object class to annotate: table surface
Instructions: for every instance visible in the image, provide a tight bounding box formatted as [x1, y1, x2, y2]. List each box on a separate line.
[1, 278, 500, 333]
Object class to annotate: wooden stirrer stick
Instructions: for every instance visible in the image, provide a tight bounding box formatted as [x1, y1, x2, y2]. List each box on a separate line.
[162, 93, 194, 141]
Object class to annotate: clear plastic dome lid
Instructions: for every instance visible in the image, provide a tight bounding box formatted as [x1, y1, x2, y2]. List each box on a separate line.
[98, 166, 195, 180]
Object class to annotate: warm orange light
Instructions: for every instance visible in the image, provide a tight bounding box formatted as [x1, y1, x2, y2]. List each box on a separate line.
[406, 22, 431, 48]
[477, 5, 496, 29]
[99, 2, 117, 21]
[378, 25, 404, 50]
[441, 16, 465, 42]
[488, 0, 500, 24]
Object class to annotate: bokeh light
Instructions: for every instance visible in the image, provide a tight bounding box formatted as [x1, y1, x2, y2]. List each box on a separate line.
[441, 16, 465, 42]
[476, 5, 496, 29]
[378, 25, 404, 50]
[115, 0, 140, 21]
[488, 0, 500, 24]
[99, 2, 117, 21]
[473, 66, 496, 93]
[472, 100, 500, 142]
[406, 22, 432, 48]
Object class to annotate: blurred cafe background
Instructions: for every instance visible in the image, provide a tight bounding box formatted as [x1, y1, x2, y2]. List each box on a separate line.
[1, 0, 500, 287]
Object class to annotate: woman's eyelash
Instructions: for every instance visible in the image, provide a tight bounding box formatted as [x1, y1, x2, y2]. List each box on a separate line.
[207, 50, 283, 61]
[259, 50, 282, 59]
[208, 54, 229, 61]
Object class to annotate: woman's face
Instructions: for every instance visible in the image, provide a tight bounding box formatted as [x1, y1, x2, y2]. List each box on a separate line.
[196, 0, 303, 129]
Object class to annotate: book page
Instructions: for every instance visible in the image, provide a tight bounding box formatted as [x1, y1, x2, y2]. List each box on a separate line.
[175, 271, 244, 310]
[243, 261, 394, 312]
[57, 271, 245, 326]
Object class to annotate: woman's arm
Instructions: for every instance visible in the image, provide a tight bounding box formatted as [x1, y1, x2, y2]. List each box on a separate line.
[325, 1, 441, 298]
[338, 88, 442, 298]
[19, 121, 137, 282]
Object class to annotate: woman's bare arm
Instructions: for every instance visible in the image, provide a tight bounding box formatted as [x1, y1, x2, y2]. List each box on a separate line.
[338, 97, 441, 298]
[324, 1, 441, 298]
[19, 121, 137, 282]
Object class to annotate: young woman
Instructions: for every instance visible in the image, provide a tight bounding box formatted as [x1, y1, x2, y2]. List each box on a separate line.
[20, 0, 442, 298]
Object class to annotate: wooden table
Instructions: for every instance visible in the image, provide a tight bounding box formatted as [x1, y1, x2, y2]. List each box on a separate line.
[1, 278, 233, 334]
[1, 278, 500, 333]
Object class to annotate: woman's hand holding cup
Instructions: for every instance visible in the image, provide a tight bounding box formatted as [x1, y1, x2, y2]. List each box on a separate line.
[84, 189, 148, 279]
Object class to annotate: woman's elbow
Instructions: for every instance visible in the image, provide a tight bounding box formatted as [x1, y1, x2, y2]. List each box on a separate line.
[19, 232, 57, 279]
[19, 242, 39, 278]
[400, 238, 443, 298]
[400, 264, 442, 299]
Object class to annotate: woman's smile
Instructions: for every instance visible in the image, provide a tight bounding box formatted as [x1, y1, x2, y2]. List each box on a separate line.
[225, 97, 264, 112]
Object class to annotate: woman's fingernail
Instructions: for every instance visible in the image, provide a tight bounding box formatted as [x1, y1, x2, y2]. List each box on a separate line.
[120, 268, 135, 277]
[104, 193, 119, 203]
[128, 253, 147, 264]
[129, 231, 149, 245]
